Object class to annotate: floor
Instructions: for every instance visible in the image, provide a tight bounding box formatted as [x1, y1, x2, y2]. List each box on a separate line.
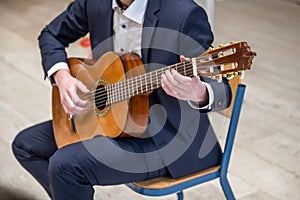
[0, 0, 299, 199]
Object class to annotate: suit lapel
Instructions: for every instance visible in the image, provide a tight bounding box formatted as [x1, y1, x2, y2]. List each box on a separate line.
[141, 0, 160, 64]
[91, 0, 114, 59]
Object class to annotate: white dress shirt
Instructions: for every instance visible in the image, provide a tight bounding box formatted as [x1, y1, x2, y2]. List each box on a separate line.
[112, 0, 147, 57]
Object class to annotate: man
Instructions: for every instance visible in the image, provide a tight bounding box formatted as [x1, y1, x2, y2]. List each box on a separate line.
[12, 0, 231, 199]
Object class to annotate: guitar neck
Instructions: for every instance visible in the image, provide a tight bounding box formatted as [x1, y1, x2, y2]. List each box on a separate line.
[106, 60, 195, 105]
[104, 41, 256, 105]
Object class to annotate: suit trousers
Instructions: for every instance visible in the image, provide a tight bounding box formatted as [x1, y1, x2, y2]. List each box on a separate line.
[12, 120, 169, 200]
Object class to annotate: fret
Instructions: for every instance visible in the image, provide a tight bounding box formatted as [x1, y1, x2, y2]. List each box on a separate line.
[155, 70, 159, 88]
[141, 75, 144, 94]
[123, 80, 127, 100]
[128, 78, 132, 99]
[138, 75, 142, 94]
[122, 80, 125, 101]
[150, 71, 153, 90]
[131, 77, 135, 96]
[124, 79, 128, 100]
[111, 84, 115, 104]
[106, 85, 110, 105]
[114, 84, 117, 103]
[144, 73, 148, 92]
[160, 68, 164, 84]
[121, 81, 125, 100]
[115, 83, 119, 102]
[121, 81, 125, 101]
[118, 82, 121, 102]
[125, 79, 129, 99]
[135, 76, 138, 96]
[118, 82, 122, 102]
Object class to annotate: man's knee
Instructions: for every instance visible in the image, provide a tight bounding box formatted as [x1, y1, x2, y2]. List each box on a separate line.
[48, 148, 82, 181]
[12, 129, 33, 161]
[48, 146, 92, 186]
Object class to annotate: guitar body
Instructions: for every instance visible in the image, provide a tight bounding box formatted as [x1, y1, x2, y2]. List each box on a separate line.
[52, 52, 149, 148]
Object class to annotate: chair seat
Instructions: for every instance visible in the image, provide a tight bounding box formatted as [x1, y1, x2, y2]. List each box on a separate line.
[132, 166, 220, 189]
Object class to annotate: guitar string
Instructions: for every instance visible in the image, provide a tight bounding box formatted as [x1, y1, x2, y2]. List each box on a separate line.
[79, 62, 190, 100]
[78, 54, 222, 107]
[81, 58, 211, 101]
[79, 46, 237, 101]
[88, 58, 221, 103]
[89, 66, 198, 107]
[75, 46, 240, 107]
[89, 68, 195, 108]
[78, 52, 214, 100]
[89, 63, 195, 101]
[81, 60, 218, 107]
[83, 61, 223, 108]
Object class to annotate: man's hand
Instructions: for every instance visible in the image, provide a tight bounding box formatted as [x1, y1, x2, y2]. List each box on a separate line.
[161, 55, 209, 106]
[54, 69, 89, 115]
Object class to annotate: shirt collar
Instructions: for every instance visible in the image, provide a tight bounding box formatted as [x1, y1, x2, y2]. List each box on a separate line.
[112, 0, 148, 24]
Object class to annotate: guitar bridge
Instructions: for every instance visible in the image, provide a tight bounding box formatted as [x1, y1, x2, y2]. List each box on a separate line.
[68, 114, 77, 134]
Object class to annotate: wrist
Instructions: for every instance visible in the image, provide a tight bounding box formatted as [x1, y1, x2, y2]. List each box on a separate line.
[196, 83, 209, 106]
[53, 69, 71, 85]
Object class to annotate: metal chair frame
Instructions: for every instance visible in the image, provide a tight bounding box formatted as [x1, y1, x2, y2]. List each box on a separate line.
[126, 84, 246, 200]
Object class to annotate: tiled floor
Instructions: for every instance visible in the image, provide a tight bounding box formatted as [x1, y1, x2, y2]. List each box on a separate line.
[0, 0, 299, 199]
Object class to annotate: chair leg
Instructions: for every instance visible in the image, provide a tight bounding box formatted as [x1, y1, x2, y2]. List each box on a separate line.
[220, 175, 235, 200]
[176, 191, 184, 200]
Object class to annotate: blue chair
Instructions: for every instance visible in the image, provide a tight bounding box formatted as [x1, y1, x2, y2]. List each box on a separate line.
[126, 79, 246, 200]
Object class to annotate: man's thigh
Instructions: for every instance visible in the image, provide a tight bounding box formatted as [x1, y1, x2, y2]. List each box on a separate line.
[51, 136, 169, 185]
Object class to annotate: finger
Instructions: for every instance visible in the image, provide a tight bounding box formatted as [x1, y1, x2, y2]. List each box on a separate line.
[76, 80, 89, 94]
[171, 69, 193, 84]
[71, 92, 88, 107]
[61, 89, 88, 115]
[161, 78, 177, 98]
[162, 72, 186, 99]
[65, 96, 88, 115]
[61, 102, 72, 115]
[164, 70, 182, 88]
[72, 104, 88, 115]
[61, 94, 75, 115]
[69, 80, 88, 108]
[168, 70, 196, 95]
[180, 55, 190, 62]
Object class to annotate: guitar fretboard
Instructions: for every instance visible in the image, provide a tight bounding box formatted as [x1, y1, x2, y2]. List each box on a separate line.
[105, 59, 196, 105]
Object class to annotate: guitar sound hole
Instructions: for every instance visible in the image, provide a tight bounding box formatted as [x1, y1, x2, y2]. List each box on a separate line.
[95, 85, 107, 110]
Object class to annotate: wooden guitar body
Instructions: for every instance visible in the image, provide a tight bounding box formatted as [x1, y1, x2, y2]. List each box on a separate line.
[52, 52, 149, 148]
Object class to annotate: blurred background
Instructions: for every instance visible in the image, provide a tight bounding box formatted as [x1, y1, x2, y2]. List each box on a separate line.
[0, 0, 299, 199]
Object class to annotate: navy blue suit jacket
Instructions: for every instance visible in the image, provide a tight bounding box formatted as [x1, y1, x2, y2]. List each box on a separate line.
[38, 0, 231, 178]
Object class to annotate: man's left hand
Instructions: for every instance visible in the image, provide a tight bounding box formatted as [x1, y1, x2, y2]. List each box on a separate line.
[161, 55, 209, 106]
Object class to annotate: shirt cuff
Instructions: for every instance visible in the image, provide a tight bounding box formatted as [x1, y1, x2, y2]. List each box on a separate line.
[47, 62, 69, 84]
[187, 82, 214, 110]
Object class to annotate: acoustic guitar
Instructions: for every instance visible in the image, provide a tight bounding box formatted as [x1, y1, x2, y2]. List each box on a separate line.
[52, 41, 256, 148]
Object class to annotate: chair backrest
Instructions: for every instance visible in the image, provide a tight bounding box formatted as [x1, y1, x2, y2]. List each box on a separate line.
[220, 79, 246, 176]
[218, 76, 242, 118]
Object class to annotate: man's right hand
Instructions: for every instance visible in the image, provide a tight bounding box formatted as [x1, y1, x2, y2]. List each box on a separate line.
[53, 69, 89, 115]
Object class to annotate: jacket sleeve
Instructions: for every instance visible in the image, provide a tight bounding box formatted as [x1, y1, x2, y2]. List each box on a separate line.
[179, 4, 232, 112]
[38, 0, 89, 79]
